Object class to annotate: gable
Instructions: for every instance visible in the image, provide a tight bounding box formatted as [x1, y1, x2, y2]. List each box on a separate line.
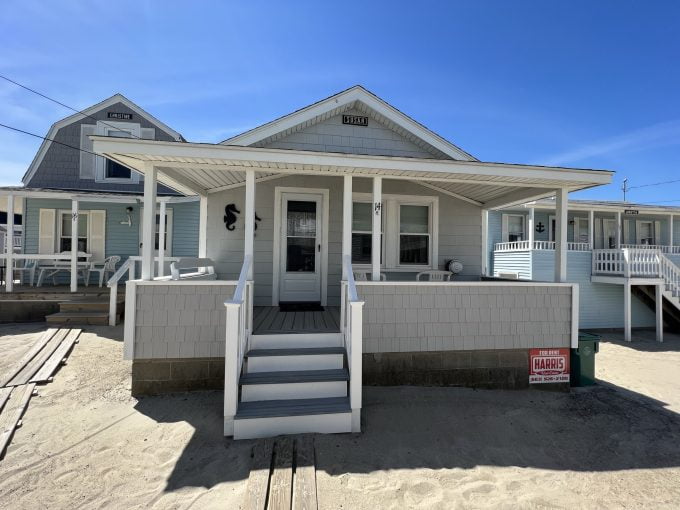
[256, 107, 444, 159]
[223, 86, 476, 161]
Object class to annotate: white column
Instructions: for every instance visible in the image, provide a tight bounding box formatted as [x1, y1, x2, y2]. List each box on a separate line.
[481, 209, 489, 276]
[342, 175, 353, 279]
[656, 283, 663, 343]
[70, 199, 79, 292]
[624, 281, 632, 342]
[5, 193, 14, 292]
[588, 210, 595, 250]
[555, 188, 568, 282]
[371, 176, 382, 281]
[141, 165, 157, 281]
[198, 195, 208, 258]
[616, 211, 622, 248]
[244, 170, 255, 280]
[669, 215, 674, 250]
[528, 207, 535, 248]
[157, 201, 166, 277]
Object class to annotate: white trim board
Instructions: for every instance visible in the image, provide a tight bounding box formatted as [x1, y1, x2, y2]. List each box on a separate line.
[23, 93, 183, 185]
[272, 187, 329, 306]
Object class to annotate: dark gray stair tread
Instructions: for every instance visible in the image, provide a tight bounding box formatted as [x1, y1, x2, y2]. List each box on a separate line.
[235, 397, 350, 420]
[47, 311, 109, 318]
[246, 347, 345, 357]
[240, 368, 349, 385]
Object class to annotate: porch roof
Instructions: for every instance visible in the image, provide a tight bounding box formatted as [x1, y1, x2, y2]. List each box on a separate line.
[91, 137, 613, 209]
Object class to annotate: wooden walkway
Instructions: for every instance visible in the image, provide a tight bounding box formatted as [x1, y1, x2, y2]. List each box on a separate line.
[0, 328, 81, 459]
[253, 307, 340, 334]
[244, 435, 318, 510]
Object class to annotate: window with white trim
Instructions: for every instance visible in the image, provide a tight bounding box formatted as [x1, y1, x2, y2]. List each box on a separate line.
[638, 221, 654, 245]
[58, 211, 88, 253]
[505, 214, 525, 242]
[94, 121, 141, 183]
[351, 194, 437, 270]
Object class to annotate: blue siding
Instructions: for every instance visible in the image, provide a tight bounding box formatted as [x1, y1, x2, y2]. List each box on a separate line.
[170, 201, 200, 257]
[492, 250, 531, 279]
[532, 251, 655, 329]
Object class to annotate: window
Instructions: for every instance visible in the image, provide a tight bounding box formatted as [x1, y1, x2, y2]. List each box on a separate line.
[505, 214, 525, 242]
[351, 194, 436, 270]
[638, 221, 654, 245]
[59, 212, 88, 253]
[105, 130, 132, 179]
[94, 121, 141, 183]
[139, 207, 174, 255]
[351, 202, 383, 264]
[399, 204, 429, 265]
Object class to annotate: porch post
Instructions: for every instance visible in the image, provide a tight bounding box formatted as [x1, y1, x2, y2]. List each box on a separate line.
[589, 210, 595, 250]
[655, 283, 663, 343]
[141, 164, 157, 281]
[70, 199, 79, 292]
[371, 176, 382, 281]
[527, 207, 535, 248]
[198, 195, 208, 258]
[624, 280, 632, 342]
[5, 193, 14, 292]
[481, 209, 489, 276]
[342, 175, 353, 279]
[554, 188, 568, 282]
[616, 211, 622, 248]
[157, 200, 166, 277]
[669, 215, 674, 251]
[244, 170, 255, 280]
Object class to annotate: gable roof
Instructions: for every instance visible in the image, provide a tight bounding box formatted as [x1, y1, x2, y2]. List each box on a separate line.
[221, 85, 477, 161]
[22, 93, 184, 185]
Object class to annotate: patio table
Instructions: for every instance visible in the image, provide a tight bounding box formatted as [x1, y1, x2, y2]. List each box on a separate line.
[36, 253, 92, 287]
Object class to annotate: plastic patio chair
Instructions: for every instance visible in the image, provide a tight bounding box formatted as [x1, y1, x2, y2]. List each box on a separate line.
[86, 256, 121, 287]
[352, 271, 386, 281]
[415, 270, 453, 281]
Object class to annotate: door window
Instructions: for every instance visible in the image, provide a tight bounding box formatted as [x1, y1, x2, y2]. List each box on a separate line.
[638, 221, 654, 245]
[286, 200, 317, 272]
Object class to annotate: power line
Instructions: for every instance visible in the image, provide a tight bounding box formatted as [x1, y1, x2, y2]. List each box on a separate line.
[0, 121, 99, 157]
[0, 74, 141, 139]
[627, 178, 680, 190]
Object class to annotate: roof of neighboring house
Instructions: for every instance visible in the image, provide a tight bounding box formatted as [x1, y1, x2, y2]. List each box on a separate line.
[22, 93, 185, 185]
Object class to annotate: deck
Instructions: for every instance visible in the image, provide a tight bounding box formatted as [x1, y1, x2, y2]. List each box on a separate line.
[253, 306, 341, 334]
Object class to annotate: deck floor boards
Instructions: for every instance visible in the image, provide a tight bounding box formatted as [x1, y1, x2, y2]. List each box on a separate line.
[253, 307, 340, 334]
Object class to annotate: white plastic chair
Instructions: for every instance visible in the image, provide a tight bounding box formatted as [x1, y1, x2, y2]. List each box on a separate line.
[87, 256, 121, 287]
[353, 271, 386, 281]
[416, 270, 453, 281]
[14, 259, 37, 286]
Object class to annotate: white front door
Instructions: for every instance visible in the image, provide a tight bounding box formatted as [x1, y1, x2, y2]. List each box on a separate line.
[279, 193, 323, 303]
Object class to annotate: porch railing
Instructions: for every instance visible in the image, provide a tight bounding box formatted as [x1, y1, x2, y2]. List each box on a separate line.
[620, 244, 680, 254]
[223, 255, 254, 436]
[494, 240, 591, 252]
[592, 248, 660, 277]
[340, 255, 364, 433]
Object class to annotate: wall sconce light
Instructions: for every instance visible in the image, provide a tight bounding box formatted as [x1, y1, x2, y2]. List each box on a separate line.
[120, 206, 134, 227]
[374, 202, 381, 215]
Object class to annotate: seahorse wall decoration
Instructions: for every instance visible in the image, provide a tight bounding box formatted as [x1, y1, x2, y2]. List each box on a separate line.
[224, 204, 240, 230]
[224, 204, 262, 232]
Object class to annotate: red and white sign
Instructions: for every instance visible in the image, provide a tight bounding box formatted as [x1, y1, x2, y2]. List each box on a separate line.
[529, 348, 570, 384]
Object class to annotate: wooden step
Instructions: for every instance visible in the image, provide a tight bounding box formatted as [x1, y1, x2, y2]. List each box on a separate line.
[46, 311, 111, 325]
[240, 369, 349, 402]
[59, 301, 113, 313]
[245, 347, 345, 373]
[236, 396, 350, 419]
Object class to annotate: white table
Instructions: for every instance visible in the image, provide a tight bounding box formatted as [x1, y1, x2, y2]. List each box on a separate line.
[36, 253, 92, 287]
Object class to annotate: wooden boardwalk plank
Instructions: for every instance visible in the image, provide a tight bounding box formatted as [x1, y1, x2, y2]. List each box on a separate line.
[0, 388, 12, 414]
[294, 436, 318, 510]
[0, 328, 58, 387]
[30, 329, 81, 383]
[0, 383, 35, 459]
[6, 329, 69, 387]
[244, 438, 274, 510]
[268, 437, 293, 510]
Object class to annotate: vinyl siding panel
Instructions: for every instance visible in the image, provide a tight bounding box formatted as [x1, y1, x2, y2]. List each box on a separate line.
[492, 251, 532, 280]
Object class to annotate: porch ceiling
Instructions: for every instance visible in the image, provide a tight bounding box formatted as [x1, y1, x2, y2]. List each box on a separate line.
[91, 137, 613, 208]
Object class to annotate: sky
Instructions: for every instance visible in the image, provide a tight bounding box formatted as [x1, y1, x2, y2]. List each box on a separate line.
[0, 0, 679, 203]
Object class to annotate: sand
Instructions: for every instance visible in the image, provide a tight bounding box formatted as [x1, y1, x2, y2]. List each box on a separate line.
[1, 324, 679, 509]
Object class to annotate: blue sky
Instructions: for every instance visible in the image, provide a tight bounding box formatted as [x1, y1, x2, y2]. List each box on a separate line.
[1, 1, 679, 203]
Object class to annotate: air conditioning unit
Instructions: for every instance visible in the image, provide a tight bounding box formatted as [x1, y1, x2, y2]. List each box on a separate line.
[497, 271, 519, 280]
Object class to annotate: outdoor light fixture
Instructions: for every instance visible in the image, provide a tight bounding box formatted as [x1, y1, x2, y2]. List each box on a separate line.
[120, 206, 134, 227]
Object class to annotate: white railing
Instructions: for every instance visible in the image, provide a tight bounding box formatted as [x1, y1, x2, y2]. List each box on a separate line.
[659, 252, 680, 298]
[621, 244, 680, 254]
[223, 255, 253, 436]
[340, 255, 364, 433]
[494, 241, 591, 252]
[592, 248, 661, 277]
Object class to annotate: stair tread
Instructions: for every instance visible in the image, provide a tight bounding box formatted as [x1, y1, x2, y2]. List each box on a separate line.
[235, 396, 350, 419]
[246, 346, 345, 357]
[240, 368, 349, 385]
[47, 311, 109, 318]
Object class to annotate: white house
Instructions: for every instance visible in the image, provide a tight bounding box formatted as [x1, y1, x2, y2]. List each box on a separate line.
[91, 86, 613, 439]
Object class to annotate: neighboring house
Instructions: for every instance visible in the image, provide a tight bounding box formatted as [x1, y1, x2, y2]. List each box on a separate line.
[489, 199, 680, 338]
[93, 85, 613, 439]
[0, 94, 199, 295]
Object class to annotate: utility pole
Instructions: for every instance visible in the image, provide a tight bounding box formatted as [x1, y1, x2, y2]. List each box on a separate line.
[622, 178, 628, 202]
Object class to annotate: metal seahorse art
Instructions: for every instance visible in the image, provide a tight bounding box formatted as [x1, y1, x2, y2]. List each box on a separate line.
[224, 204, 240, 230]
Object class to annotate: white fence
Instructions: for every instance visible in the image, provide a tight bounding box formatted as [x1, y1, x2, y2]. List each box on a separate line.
[494, 241, 591, 252]
[620, 244, 680, 254]
[592, 248, 660, 277]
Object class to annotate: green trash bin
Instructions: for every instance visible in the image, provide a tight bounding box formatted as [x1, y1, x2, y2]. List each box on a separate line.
[571, 332, 600, 387]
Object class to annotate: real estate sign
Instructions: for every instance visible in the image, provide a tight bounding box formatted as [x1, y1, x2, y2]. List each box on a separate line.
[529, 348, 570, 384]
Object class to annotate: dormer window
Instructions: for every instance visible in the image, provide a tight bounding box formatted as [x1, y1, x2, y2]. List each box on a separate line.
[94, 121, 141, 183]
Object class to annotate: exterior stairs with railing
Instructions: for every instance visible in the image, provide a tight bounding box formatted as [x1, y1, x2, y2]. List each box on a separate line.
[233, 332, 352, 440]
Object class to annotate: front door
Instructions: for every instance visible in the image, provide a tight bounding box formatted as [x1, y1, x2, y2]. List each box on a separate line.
[279, 193, 323, 303]
[603, 219, 617, 248]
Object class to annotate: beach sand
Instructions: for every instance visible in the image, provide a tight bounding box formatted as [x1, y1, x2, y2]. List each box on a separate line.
[0, 324, 679, 509]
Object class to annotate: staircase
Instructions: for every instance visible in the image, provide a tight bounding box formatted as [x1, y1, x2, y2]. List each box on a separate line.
[46, 296, 124, 325]
[233, 333, 352, 440]
[633, 286, 680, 332]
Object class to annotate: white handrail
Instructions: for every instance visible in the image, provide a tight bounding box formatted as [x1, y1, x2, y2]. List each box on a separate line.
[659, 252, 680, 299]
[106, 257, 136, 326]
[223, 255, 253, 436]
[621, 244, 680, 254]
[341, 254, 363, 433]
[494, 241, 591, 252]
